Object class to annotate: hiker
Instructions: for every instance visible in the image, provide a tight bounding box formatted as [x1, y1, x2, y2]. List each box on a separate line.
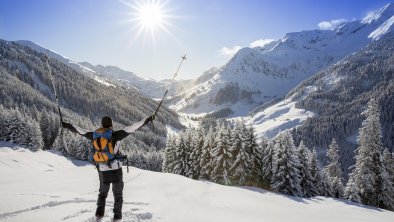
[61, 115, 155, 220]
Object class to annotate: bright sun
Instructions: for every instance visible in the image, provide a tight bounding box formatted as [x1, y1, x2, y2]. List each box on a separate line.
[137, 2, 165, 28]
[121, 0, 175, 44]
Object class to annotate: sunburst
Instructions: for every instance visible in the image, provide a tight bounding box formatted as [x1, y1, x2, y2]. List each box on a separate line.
[121, 0, 176, 45]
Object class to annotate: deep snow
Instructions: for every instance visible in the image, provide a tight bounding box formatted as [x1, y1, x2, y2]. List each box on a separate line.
[0, 143, 393, 222]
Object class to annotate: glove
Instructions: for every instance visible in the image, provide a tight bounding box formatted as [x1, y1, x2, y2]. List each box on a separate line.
[61, 121, 71, 128]
[145, 115, 156, 125]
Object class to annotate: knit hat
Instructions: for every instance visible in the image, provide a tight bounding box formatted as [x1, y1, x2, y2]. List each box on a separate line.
[101, 116, 113, 128]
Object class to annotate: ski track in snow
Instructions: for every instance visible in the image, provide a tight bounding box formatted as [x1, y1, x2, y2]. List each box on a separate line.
[0, 198, 96, 220]
[0, 197, 153, 222]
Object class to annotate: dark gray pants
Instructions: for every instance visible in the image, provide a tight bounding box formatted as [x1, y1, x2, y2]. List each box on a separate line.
[97, 168, 124, 216]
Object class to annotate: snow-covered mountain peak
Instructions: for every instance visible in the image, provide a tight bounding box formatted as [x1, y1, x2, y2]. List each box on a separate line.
[369, 15, 394, 40]
[362, 3, 394, 24]
[170, 3, 394, 117]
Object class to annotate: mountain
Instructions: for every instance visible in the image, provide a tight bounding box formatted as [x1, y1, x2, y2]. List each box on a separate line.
[16, 40, 200, 100]
[0, 39, 183, 158]
[1, 142, 393, 222]
[170, 3, 394, 118]
[249, 33, 394, 174]
[77, 61, 197, 99]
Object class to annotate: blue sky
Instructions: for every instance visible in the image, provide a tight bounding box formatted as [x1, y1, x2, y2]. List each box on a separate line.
[0, 0, 390, 80]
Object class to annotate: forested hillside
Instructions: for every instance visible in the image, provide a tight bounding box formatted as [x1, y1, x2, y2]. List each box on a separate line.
[287, 34, 394, 172]
[0, 39, 183, 168]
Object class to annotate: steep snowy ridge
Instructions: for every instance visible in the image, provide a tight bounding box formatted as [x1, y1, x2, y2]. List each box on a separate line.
[170, 3, 394, 117]
[1, 143, 393, 222]
[362, 3, 394, 24]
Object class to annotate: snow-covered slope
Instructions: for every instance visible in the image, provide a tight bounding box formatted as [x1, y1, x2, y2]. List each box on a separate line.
[16, 40, 115, 87]
[78, 62, 195, 99]
[1, 143, 393, 222]
[171, 3, 394, 117]
[15, 41, 186, 98]
[247, 96, 316, 139]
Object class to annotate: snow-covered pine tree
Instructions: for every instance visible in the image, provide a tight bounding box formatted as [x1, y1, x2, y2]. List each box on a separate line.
[324, 139, 344, 198]
[320, 168, 334, 197]
[40, 110, 52, 149]
[24, 115, 43, 151]
[377, 148, 394, 210]
[52, 131, 68, 156]
[211, 122, 232, 185]
[298, 141, 318, 197]
[0, 105, 7, 140]
[189, 127, 205, 179]
[172, 133, 188, 176]
[146, 151, 164, 172]
[344, 171, 361, 203]
[261, 136, 274, 185]
[6, 108, 24, 144]
[229, 122, 250, 185]
[245, 125, 264, 186]
[271, 131, 302, 197]
[162, 135, 176, 173]
[183, 129, 194, 178]
[309, 148, 324, 196]
[199, 126, 215, 180]
[351, 99, 383, 206]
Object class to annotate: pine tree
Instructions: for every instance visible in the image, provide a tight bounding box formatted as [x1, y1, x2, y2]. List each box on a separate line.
[309, 148, 323, 196]
[189, 127, 204, 179]
[25, 116, 43, 151]
[0, 105, 7, 140]
[199, 126, 215, 180]
[261, 137, 274, 184]
[298, 141, 318, 197]
[229, 122, 249, 185]
[40, 110, 51, 149]
[53, 131, 68, 156]
[321, 168, 334, 197]
[271, 131, 302, 197]
[211, 123, 232, 185]
[377, 148, 394, 210]
[163, 136, 176, 173]
[172, 133, 188, 176]
[244, 125, 264, 186]
[183, 129, 194, 178]
[344, 171, 361, 203]
[351, 99, 383, 206]
[324, 139, 344, 198]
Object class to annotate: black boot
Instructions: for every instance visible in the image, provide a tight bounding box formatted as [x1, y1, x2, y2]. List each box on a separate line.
[95, 207, 104, 218]
[113, 212, 122, 220]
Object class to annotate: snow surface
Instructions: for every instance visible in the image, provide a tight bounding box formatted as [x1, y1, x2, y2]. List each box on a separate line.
[1, 142, 393, 222]
[247, 97, 316, 139]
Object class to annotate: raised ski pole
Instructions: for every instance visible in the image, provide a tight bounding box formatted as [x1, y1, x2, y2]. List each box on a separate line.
[45, 55, 64, 135]
[153, 54, 187, 117]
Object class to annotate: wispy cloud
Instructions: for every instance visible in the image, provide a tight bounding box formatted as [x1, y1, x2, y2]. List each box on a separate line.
[318, 18, 348, 30]
[218, 45, 242, 58]
[250, 39, 275, 48]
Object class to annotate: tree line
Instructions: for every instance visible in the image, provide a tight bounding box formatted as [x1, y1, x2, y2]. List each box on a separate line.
[163, 99, 394, 211]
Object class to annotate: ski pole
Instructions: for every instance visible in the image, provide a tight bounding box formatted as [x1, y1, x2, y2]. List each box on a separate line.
[153, 54, 187, 116]
[45, 55, 64, 135]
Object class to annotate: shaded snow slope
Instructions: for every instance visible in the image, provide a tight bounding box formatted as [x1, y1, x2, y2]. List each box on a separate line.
[1, 143, 393, 222]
